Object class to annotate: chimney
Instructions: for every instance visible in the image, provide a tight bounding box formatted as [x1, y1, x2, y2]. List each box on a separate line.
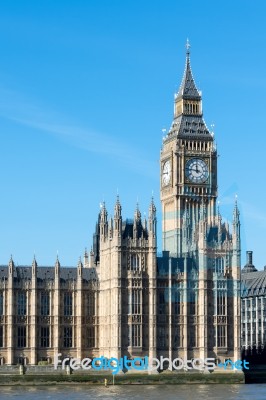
[246, 251, 253, 265]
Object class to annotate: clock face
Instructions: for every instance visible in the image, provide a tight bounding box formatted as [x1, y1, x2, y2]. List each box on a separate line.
[185, 158, 209, 183]
[162, 160, 171, 186]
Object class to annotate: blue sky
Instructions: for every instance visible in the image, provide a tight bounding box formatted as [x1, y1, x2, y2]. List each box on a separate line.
[0, 0, 265, 269]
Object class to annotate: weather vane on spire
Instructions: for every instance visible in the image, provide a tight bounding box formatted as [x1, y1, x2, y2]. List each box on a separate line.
[186, 38, 190, 54]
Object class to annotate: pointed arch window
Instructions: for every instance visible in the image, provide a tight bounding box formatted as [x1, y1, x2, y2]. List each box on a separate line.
[87, 326, 95, 348]
[216, 325, 226, 347]
[40, 326, 50, 348]
[17, 292, 27, 316]
[173, 288, 181, 315]
[40, 292, 50, 316]
[17, 326, 26, 347]
[63, 292, 73, 316]
[158, 291, 166, 314]
[88, 292, 95, 316]
[131, 254, 139, 270]
[63, 326, 72, 348]
[214, 258, 224, 274]
[128, 289, 141, 314]
[216, 290, 226, 316]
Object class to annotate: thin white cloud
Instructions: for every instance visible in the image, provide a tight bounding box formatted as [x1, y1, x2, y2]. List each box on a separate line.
[0, 87, 157, 178]
[240, 201, 266, 226]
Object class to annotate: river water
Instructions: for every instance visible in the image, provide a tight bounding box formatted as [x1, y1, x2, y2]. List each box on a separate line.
[0, 385, 265, 400]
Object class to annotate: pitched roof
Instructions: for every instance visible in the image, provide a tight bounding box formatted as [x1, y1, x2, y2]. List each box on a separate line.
[0, 265, 98, 282]
[122, 219, 148, 240]
[176, 52, 201, 100]
[241, 270, 266, 297]
[171, 115, 211, 139]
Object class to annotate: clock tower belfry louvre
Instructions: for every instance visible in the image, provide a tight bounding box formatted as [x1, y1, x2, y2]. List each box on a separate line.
[158, 43, 241, 362]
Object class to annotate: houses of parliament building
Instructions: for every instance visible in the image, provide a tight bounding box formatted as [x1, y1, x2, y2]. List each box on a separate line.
[0, 44, 241, 367]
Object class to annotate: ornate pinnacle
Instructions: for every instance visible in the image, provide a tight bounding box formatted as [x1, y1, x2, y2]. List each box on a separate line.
[186, 38, 190, 56]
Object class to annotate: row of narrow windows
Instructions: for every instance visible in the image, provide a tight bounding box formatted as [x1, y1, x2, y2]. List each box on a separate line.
[184, 103, 199, 114]
[0, 286, 227, 317]
[129, 254, 146, 271]
[127, 286, 227, 317]
[157, 325, 227, 348]
[130, 324, 226, 349]
[242, 297, 266, 309]
[241, 305, 266, 348]
[0, 323, 229, 352]
[0, 291, 96, 317]
[128, 324, 141, 347]
[182, 140, 211, 151]
[0, 325, 95, 349]
[184, 186, 211, 195]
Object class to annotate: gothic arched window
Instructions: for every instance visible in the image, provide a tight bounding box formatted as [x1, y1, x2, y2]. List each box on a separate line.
[214, 258, 224, 274]
[131, 254, 139, 270]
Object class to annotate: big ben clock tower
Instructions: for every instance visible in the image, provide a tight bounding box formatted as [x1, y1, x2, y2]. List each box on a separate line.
[160, 41, 217, 256]
[158, 42, 241, 363]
